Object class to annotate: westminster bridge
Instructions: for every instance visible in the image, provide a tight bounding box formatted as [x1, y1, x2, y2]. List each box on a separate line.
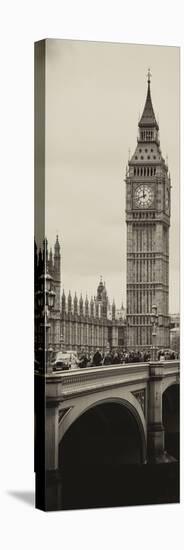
[36, 360, 179, 510]
[45, 360, 179, 467]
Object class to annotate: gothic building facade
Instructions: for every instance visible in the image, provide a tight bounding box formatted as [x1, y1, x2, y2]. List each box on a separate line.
[34, 236, 61, 358]
[125, 71, 171, 349]
[35, 236, 126, 357]
[35, 73, 171, 357]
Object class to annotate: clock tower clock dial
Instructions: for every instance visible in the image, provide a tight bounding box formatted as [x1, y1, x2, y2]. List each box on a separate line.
[125, 72, 171, 350]
[134, 184, 154, 208]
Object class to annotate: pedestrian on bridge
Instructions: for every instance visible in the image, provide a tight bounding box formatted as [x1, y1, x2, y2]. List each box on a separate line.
[93, 349, 102, 366]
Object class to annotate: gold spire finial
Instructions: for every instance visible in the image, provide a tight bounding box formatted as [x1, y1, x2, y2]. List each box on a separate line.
[147, 68, 152, 84]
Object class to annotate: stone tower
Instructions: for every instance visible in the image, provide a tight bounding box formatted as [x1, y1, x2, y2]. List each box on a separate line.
[96, 277, 108, 319]
[125, 70, 171, 349]
[53, 235, 61, 310]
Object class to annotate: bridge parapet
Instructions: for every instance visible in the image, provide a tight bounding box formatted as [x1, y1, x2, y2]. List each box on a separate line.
[46, 363, 149, 401]
[45, 360, 179, 402]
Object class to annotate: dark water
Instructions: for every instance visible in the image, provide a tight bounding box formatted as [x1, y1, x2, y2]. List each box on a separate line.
[37, 462, 179, 511]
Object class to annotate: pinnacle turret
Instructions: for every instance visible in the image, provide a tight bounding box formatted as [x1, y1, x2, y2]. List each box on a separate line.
[85, 295, 89, 316]
[68, 291, 72, 313]
[43, 237, 48, 266]
[112, 300, 116, 321]
[139, 69, 159, 131]
[54, 234, 60, 256]
[79, 294, 83, 315]
[61, 289, 66, 314]
[97, 276, 104, 301]
[90, 297, 94, 317]
[74, 293, 78, 315]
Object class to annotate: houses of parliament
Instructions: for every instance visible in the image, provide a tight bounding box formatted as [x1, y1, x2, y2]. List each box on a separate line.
[35, 71, 176, 358]
[34, 236, 127, 356]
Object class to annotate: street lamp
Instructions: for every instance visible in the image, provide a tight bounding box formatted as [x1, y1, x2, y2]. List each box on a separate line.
[36, 271, 56, 374]
[151, 304, 158, 361]
[126, 318, 129, 349]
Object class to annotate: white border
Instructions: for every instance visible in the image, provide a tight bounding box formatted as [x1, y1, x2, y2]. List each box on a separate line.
[0, 1, 183, 549]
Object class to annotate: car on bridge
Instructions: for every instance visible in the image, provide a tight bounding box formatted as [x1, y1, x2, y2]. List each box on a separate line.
[52, 351, 79, 371]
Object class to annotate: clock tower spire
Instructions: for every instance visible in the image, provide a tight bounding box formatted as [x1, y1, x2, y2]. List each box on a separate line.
[138, 68, 159, 141]
[125, 72, 171, 351]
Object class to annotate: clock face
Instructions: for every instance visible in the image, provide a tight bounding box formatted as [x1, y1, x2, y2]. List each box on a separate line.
[134, 184, 154, 208]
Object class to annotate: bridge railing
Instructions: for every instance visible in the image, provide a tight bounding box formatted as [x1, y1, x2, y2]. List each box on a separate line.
[47, 359, 180, 379]
[45, 360, 179, 401]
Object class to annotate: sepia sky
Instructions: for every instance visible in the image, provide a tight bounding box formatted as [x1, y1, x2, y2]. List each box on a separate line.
[45, 39, 180, 313]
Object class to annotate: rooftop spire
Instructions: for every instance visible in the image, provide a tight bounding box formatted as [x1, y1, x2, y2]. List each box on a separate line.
[147, 67, 152, 85]
[54, 234, 60, 256]
[138, 69, 159, 130]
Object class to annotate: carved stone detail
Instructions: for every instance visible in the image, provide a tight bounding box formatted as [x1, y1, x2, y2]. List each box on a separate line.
[132, 389, 146, 416]
[58, 407, 72, 423]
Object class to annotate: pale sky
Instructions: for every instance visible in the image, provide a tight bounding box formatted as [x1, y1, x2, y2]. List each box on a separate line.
[45, 39, 180, 313]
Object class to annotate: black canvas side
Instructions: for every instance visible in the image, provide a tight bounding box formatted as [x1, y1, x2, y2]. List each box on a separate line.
[34, 39, 46, 511]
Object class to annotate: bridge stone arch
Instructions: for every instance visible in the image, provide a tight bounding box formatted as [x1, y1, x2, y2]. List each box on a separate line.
[161, 376, 179, 397]
[162, 379, 179, 460]
[45, 361, 179, 470]
[59, 388, 147, 463]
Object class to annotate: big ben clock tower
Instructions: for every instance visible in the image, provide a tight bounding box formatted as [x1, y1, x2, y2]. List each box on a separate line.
[125, 70, 171, 350]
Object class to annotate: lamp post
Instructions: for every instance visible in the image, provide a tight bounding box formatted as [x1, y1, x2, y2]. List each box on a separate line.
[151, 304, 158, 362]
[126, 318, 129, 349]
[36, 271, 56, 374]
